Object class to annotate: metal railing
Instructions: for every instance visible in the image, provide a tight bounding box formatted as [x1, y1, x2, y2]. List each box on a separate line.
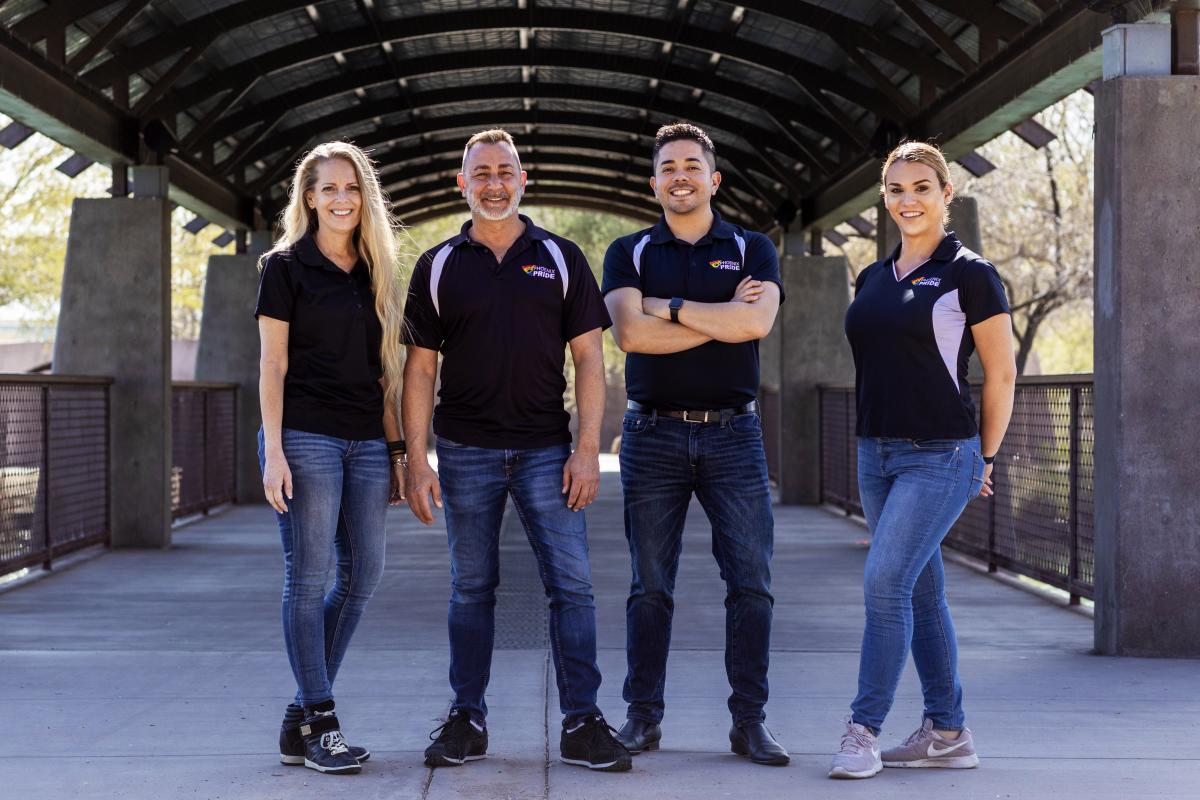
[819, 376, 1095, 602]
[171, 382, 237, 518]
[0, 375, 112, 575]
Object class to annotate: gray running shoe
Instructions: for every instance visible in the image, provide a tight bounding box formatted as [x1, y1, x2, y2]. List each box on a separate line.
[827, 717, 881, 779]
[882, 718, 979, 769]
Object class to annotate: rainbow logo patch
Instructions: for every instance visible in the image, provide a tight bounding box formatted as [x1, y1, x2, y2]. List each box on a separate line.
[709, 259, 741, 271]
[521, 264, 558, 280]
[911, 276, 941, 287]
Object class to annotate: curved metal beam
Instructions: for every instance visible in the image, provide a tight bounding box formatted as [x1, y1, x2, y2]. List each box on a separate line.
[375, 147, 761, 216]
[398, 192, 660, 228]
[393, 185, 663, 225]
[92, 6, 898, 118]
[239, 103, 809, 200]
[362, 131, 778, 209]
[382, 155, 759, 223]
[196, 55, 846, 149]
[390, 170, 747, 225]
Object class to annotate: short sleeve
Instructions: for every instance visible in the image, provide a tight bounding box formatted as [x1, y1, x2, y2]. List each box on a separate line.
[254, 254, 295, 321]
[400, 251, 444, 351]
[600, 236, 642, 295]
[561, 239, 612, 341]
[959, 260, 1010, 325]
[744, 232, 784, 303]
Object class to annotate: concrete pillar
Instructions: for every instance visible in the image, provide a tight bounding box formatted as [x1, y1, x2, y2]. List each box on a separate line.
[948, 195, 982, 254]
[53, 166, 172, 548]
[771, 237, 855, 504]
[195, 230, 272, 504]
[1093, 75, 1200, 657]
[875, 199, 900, 262]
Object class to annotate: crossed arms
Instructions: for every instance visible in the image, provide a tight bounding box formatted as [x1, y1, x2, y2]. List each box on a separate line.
[605, 276, 781, 355]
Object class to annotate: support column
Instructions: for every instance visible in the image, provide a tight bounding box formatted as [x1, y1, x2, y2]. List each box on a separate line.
[1094, 73, 1200, 656]
[53, 166, 172, 548]
[948, 195, 982, 254]
[195, 230, 272, 504]
[875, 199, 900, 262]
[771, 234, 855, 504]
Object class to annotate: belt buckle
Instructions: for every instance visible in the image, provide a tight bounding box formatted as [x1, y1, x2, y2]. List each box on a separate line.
[682, 410, 710, 423]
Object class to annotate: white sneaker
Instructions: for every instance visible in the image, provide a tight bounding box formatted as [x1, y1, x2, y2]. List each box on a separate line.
[828, 717, 882, 779]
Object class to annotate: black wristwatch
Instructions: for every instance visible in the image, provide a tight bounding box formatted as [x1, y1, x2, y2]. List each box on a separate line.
[668, 296, 684, 323]
[982, 454, 996, 465]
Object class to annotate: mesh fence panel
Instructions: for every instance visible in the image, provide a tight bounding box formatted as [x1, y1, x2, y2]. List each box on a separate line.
[818, 378, 1094, 600]
[1, 378, 110, 575]
[171, 384, 237, 518]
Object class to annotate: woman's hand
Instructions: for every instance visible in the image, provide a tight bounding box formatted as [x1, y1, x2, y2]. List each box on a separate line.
[389, 460, 406, 506]
[263, 452, 293, 513]
[979, 462, 994, 498]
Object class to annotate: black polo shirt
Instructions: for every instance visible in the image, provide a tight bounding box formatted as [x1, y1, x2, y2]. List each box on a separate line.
[601, 211, 784, 409]
[844, 231, 1010, 439]
[401, 215, 611, 449]
[254, 233, 385, 441]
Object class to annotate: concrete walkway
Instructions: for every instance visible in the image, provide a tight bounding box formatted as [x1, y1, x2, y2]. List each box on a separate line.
[3, 465, 1197, 799]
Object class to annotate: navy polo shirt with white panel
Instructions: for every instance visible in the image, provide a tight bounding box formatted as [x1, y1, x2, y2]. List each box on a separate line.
[601, 211, 784, 409]
[844, 231, 1010, 439]
[401, 214, 611, 450]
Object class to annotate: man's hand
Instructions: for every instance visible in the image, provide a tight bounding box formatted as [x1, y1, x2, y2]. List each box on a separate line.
[405, 460, 443, 524]
[562, 448, 600, 511]
[732, 275, 764, 303]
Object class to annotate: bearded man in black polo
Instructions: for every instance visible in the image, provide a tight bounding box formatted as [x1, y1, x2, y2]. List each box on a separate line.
[602, 123, 788, 766]
[401, 129, 630, 773]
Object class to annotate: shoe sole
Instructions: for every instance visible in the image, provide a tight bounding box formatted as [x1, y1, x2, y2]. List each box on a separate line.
[884, 754, 979, 769]
[828, 763, 882, 779]
[626, 740, 660, 756]
[730, 742, 790, 766]
[559, 756, 633, 772]
[282, 750, 370, 766]
[303, 758, 361, 774]
[424, 753, 487, 767]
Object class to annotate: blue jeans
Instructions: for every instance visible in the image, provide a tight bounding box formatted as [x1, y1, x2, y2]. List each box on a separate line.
[618, 410, 774, 726]
[852, 436, 985, 734]
[258, 427, 389, 708]
[436, 439, 602, 724]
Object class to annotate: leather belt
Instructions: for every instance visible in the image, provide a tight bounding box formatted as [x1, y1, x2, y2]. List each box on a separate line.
[626, 399, 758, 424]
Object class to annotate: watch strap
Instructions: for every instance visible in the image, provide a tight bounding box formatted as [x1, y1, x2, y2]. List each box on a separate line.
[669, 297, 683, 323]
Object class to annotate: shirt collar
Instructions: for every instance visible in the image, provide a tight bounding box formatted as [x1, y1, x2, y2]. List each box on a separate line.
[294, 232, 365, 275]
[886, 230, 962, 265]
[450, 213, 549, 248]
[649, 209, 736, 245]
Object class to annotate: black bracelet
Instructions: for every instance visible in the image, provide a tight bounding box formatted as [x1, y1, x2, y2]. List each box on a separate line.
[387, 440, 406, 455]
[982, 454, 996, 465]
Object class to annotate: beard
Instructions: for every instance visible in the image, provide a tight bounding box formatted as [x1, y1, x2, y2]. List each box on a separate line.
[466, 184, 523, 221]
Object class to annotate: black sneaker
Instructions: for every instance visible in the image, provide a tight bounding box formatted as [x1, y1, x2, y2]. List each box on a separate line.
[424, 710, 488, 767]
[299, 710, 361, 774]
[560, 715, 633, 772]
[279, 704, 370, 765]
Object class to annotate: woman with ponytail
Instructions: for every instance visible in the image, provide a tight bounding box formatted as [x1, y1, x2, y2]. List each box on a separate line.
[254, 141, 404, 775]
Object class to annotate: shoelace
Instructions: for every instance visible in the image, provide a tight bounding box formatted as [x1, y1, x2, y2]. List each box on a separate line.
[901, 725, 932, 747]
[838, 725, 875, 755]
[573, 716, 629, 753]
[429, 713, 475, 742]
[320, 730, 350, 756]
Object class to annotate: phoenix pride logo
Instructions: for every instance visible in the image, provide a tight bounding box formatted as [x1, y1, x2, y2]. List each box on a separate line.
[521, 264, 558, 280]
[709, 260, 741, 271]
[911, 276, 942, 287]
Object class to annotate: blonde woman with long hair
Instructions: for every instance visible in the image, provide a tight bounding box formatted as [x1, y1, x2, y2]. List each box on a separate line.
[254, 141, 403, 775]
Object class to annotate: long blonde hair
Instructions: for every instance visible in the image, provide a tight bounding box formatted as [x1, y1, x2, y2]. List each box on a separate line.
[260, 141, 404, 414]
